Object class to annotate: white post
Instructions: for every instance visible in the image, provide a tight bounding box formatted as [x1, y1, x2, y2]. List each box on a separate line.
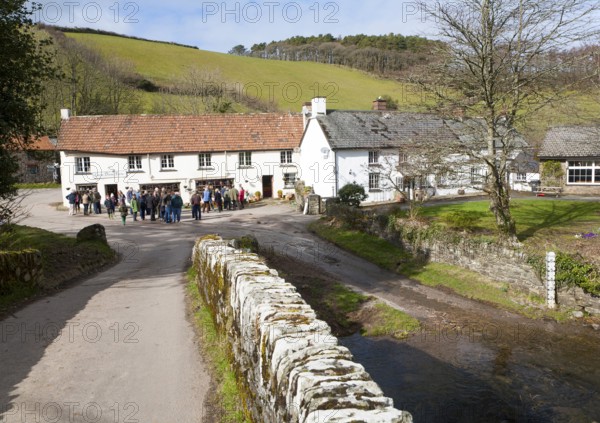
[546, 252, 556, 309]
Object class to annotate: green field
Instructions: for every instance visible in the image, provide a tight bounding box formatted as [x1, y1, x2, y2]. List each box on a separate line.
[66, 32, 430, 112]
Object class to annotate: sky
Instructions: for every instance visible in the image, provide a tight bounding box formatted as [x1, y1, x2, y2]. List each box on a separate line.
[31, 0, 438, 52]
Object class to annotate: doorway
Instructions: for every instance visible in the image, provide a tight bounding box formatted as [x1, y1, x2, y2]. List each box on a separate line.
[262, 175, 273, 198]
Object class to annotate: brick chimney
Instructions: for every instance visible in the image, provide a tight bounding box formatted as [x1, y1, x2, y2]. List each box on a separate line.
[372, 97, 387, 111]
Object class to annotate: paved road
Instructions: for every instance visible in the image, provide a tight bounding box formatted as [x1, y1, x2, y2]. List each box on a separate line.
[2, 189, 598, 423]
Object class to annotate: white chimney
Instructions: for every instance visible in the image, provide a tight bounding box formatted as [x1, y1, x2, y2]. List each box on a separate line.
[311, 97, 327, 117]
[60, 109, 71, 120]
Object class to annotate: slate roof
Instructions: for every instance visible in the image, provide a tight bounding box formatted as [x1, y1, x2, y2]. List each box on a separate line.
[539, 126, 600, 159]
[58, 114, 304, 154]
[316, 111, 460, 149]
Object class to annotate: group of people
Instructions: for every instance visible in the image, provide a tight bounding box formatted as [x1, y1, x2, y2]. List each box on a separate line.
[190, 185, 246, 219]
[67, 185, 248, 224]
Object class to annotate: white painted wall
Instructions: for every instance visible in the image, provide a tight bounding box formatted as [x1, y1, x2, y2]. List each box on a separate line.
[60, 150, 300, 206]
[298, 119, 337, 198]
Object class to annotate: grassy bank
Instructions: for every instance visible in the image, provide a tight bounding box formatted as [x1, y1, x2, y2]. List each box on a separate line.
[0, 225, 115, 314]
[264, 250, 420, 338]
[309, 219, 570, 321]
[186, 268, 250, 423]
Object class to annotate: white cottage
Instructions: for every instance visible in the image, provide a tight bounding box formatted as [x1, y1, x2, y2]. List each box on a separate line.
[299, 98, 534, 203]
[58, 112, 304, 205]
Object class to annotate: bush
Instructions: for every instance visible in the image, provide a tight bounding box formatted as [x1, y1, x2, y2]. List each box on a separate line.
[555, 252, 600, 296]
[441, 210, 485, 230]
[338, 183, 368, 207]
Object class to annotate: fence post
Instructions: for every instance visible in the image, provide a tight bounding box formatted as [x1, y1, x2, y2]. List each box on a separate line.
[546, 252, 556, 309]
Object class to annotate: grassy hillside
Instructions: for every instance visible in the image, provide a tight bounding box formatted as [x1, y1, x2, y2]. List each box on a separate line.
[65, 32, 430, 113]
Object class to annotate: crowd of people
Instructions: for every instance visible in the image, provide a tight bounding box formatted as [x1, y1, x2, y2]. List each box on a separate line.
[66, 185, 249, 225]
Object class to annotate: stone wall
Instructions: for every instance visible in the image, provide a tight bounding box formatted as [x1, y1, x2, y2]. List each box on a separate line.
[373, 218, 600, 315]
[193, 237, 412, 423]
[0, 249, 43, 294]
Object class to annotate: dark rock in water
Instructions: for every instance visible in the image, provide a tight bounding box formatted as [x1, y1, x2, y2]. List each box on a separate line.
[77, 224, 107, 245]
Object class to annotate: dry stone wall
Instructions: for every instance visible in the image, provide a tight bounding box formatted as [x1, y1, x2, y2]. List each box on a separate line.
[0, 249, 43, 294]
[193, 237, 412, 423]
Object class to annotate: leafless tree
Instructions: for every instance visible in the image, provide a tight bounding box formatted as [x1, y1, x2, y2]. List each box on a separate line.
[412, 0, 600, 240]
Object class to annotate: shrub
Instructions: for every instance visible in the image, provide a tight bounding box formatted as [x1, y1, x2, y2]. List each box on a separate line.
[555, 252, 600, 296]
[338, 183, 368, 207]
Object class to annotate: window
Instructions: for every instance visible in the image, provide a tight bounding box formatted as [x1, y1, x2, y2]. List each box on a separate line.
[198, 153, 212, 168]
[399, 152, 408, 163]
[27, 164, 39, 175]
[369, 173, 380, 191]
[283, 173, 297, 188]
[516, 173, 527, 182]
[75, 157, 91, 173]
[239, 152, 252, 167]
[161, 154, 175, 170]
[128, 155, 142, 171]
[280, 150, 293, 164]
[369, 151, 380, 165]
[470, 166, 481, 184]
[568, 161, 600, 184]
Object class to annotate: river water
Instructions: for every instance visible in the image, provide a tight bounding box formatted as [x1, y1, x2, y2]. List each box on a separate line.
[340, 321, 600, 422]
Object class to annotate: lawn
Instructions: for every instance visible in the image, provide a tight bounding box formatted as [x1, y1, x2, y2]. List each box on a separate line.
[417, 198, 600, 264]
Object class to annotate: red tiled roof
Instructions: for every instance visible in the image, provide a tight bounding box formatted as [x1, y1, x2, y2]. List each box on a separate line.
[58, 114, 304, 154]
[31, 136, 56, 151]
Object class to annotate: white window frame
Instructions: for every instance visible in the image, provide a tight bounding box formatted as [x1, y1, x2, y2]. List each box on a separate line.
[369, 150, 380, 165]
[568, 161, 600, 185]
[75, 157, 91, 173]
[161, 154, 175, 170]
[369, 173, 381, 191]
[283, 172, 297, 188]
[515, 172, 527, 182]
[128, 155, 143, 171]
[280, 150, 293, 164]
[239, 152, 252, 167]
[198, 153, 212, 168]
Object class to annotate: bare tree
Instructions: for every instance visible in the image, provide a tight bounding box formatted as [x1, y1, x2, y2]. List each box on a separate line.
[413, 0, 600, 240]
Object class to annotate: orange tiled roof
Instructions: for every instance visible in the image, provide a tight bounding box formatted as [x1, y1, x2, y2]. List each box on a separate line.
[58, 114, 304, 154]
[30, 136, 56, 151]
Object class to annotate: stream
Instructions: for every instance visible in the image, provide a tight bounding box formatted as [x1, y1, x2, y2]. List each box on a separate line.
[340, 322, 600, 422]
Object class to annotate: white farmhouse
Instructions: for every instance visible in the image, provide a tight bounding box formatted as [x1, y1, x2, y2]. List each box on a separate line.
[299, 98, 534, 204]
[58, 112, 304, 205]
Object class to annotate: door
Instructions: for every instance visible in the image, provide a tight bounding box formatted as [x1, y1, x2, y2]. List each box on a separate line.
[105, 184, 118, 198]
[262, 175, 273, 198]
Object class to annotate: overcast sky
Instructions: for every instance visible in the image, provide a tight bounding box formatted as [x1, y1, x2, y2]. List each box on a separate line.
[31, 1, 438, 52]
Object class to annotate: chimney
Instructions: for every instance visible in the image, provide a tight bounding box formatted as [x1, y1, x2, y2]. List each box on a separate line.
[302, 102, 312, 128]
[311, 97, 327, 117]
[60, 109, 71, 120]
[372, 97, 387, 111]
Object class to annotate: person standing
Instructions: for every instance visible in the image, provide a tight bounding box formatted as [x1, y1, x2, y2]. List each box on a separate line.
[131, 195, 139, 221]
[118, 201, 129, 225]
[191, 190, 201, 220]
[202, 186, 211, 214]
[214, 189, 223, 212]
[82, 191, 90, 216]
[239, 185, 245, 210]
[151, 191, 160, 221]
[93, 188, 102, 214]
[171, 191, 183, 223]
[223, 187, 231, 211]
[104, 195, 115, 219]
[139, 191, 147, 221]
[66, 189, 76, 216]
[163, 190, 173, 223]
[229, 185, 238, 210]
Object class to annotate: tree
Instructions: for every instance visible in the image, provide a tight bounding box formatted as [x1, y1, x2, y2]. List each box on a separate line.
[228, 44, 247, 55]
[413, 0, 600, 240]
[0, 1, 57, 222]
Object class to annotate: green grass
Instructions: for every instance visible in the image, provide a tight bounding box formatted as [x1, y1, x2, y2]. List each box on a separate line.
[15, 182, 61, 189]
[361, 302, 421, 339]
[0, 225, 115, 313]
[418, 199, 600, 242]
[186, 268, 250, 423]
[309, 219, 572, 321]
[65, 32, 430, 112]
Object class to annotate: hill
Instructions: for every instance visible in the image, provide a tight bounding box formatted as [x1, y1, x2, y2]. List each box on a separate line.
[63, 31, 430, 113]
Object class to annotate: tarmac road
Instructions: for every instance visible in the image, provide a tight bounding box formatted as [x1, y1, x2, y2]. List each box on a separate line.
[2, 189, 599, 423]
